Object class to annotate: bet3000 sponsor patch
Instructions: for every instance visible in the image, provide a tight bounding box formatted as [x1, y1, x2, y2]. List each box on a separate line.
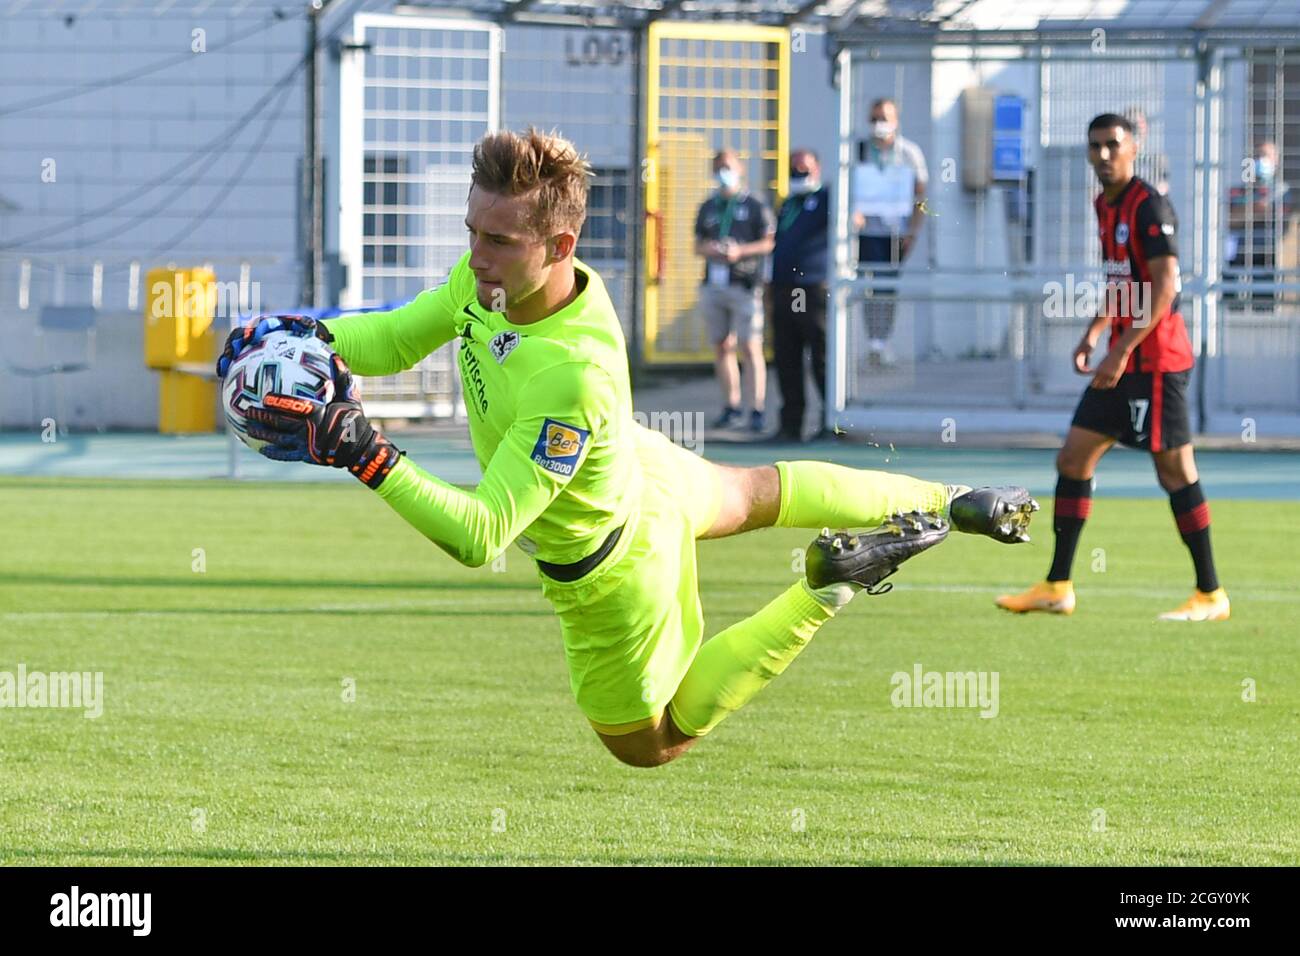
[531, 418, 589, 477]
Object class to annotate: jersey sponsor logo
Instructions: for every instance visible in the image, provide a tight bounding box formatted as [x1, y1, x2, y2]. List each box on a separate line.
[1104, 259, 1132, 277]
[1115, 222, 1129, 245]
[488, 330, 520, 364]
[531, 418, 589, 477]
[459, 339, 489, 416]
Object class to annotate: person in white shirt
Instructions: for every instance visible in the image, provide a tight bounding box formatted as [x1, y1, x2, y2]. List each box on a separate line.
[851, 98, 928, 367]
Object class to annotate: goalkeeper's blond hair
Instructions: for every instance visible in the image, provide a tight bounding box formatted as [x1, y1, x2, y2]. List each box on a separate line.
[471, 127, 592, 240]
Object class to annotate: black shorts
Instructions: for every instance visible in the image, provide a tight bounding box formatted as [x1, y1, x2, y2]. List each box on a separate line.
[1070, 370, 1192, 452]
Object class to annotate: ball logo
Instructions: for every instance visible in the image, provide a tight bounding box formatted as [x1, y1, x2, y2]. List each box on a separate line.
[1115, 222, 1129, 245]
[264, 394, 315, 415]
[531, 417, 590, 477]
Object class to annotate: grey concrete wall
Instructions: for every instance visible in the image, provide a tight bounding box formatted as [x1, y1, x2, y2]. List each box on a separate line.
[0, 5, 310, 430]
[0, 309, 161, 430]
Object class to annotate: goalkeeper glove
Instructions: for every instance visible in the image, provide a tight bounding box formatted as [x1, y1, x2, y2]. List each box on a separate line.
[245, 353, 403, 490]
[216, 314, 334, 379]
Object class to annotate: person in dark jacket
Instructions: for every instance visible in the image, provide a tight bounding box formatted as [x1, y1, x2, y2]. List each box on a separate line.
[770, 148, 830, 442]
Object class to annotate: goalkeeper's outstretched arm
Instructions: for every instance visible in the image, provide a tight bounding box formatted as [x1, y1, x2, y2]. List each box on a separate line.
[322, 288, 458, 378]
[372, 362, 615, 568]
[375, 452, 550, 569]
[320, 251, 474, 376]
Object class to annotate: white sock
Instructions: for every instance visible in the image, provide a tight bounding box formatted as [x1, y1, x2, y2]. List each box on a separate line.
[803, 578, 861, 610]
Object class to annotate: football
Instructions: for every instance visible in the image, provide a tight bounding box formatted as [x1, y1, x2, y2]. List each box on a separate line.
[221, 328, 337, 452]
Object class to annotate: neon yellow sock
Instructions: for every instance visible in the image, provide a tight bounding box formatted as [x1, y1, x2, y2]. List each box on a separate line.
[667, 581, 837, 737]
[774, 460, 948, 529]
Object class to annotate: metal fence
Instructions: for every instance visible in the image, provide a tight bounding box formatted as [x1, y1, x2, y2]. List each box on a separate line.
[642, 20, 789, 363]
[335, 13, 501, 419]
[1213, 46, 1300, 415]
[827, 31, 1300, 434]
[339, 15, 641, 417]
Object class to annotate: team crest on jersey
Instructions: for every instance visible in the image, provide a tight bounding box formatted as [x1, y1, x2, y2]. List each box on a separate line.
[531, 418, 589, 477]
[1115, 222, 1129, 245]
[488, 330, 520, 364]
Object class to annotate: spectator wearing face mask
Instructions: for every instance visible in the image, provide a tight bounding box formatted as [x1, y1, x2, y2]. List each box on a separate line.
[851, 97, 929, 368]
[769, 148, 830, 443]
[694, 149, 776, 433]
[1226, 141, 1294, 308]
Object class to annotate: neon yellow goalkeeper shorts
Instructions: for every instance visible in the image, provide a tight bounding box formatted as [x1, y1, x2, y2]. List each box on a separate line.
[538, 423, 722, 732]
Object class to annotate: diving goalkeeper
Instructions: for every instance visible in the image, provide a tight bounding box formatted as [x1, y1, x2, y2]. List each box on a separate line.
[217, 128, 1037, 767]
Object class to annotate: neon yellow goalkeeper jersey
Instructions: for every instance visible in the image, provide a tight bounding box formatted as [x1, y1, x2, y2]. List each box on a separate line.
[321, 252, 638, 567]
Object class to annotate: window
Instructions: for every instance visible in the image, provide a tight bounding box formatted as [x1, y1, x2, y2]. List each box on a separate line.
[578, 166, 630, 263]
[363, 153, 412, 268]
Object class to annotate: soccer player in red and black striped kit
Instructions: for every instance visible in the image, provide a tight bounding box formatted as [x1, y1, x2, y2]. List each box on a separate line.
[998, 113, 1229, 621]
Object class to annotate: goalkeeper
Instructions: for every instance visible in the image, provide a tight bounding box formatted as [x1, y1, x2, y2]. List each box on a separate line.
[217, 128, 1037, 767]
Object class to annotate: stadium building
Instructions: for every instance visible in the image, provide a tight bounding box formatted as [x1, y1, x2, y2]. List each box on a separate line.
[1, 0, 1297, 437]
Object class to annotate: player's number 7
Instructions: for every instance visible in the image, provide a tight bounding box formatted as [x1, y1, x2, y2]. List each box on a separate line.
[1129, 398, 1150, 434]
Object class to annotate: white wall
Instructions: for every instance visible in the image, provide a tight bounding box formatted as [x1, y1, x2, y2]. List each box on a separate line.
[0, 310, 160, 430]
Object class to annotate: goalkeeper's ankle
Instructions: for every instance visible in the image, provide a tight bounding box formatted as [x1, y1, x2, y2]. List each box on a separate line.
[803, 578, 861, 610]
[943, 484, 972, 522]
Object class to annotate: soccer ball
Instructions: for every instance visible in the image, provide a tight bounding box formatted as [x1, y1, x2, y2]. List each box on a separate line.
[221, 328, 336, 452]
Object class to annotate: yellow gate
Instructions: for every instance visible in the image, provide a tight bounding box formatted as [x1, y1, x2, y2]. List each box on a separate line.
[643, 21, 790, 364]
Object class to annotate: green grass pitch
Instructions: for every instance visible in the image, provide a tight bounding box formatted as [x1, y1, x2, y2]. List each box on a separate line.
[1, 476, 1296, 865]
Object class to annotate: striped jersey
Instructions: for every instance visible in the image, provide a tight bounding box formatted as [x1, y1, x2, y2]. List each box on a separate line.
[1094, 176, 1194, 374]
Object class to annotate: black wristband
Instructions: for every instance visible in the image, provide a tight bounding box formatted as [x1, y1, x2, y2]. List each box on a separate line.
[349, 434, 403, 490]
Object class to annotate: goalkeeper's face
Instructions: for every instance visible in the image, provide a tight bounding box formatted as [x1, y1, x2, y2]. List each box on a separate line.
[465, 186, 577, 314]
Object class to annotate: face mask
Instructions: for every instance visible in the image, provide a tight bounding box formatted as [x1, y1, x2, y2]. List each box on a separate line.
[788, 174, 818, 194]
[871, 120, 896, 140]
[717, 168, 740, 190]
[1255, 157, 1275, 182]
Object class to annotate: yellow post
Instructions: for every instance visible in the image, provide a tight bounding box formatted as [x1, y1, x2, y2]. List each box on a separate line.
[144, 267, 218, 433]
[642, 21, 791, 365]
[158, 370, 216, 433]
